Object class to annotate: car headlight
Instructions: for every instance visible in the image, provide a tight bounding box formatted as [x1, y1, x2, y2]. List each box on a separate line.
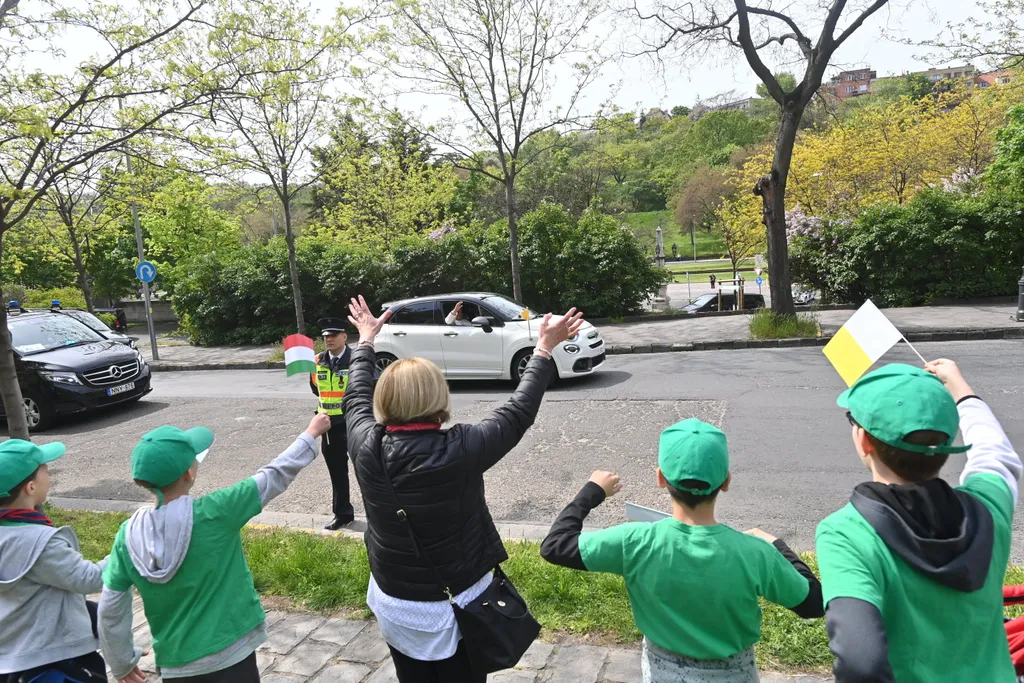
[40, 371, 81, 385]
[563, 344, 580, 354]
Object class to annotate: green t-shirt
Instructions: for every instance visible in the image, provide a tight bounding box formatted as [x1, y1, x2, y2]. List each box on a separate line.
[816, 473, 1015, 683]
[578, 518, 810, 659]
[103, 478, 266, 668]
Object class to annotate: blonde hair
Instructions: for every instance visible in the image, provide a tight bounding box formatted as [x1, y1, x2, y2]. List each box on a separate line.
[374, 357, 451, 425]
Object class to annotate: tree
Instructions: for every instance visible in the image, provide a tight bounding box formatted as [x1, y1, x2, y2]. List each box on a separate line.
[308, 112, 457, 249]
[32, 156, 128, 312]
[674, 165, 730, 238]
[925, 0, 1024, 69]
[718, 194, 765, 276]
[0, 0, 244, 438]
[191, 0, 358, 335]
[633, 0, 891, 314]
[377, 0, 608, 302]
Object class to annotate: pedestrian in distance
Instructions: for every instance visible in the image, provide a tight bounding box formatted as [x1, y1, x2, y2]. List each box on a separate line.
[816, 360, 1022, 683]
[98, 413, 333, 683]
[541, 419, 824, 683]
[444, 301, 474, 327]
[710, 274, 716, 290]
[0, 439, 109, 683]
[310, 316, 357, 530]
[344, 295, 584, 683]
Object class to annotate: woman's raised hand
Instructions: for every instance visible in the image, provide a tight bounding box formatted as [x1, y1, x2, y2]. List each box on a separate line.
[347, 295, 392, 343]
[537, 308, 585, 352]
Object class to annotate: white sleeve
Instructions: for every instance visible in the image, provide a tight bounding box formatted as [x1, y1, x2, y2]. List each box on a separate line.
[253, 433, 318, 506]
[958, 397, 1022, 505]
[444, 311, 457, 325]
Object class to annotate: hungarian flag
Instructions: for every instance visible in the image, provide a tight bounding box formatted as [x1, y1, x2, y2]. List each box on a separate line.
[283, 334, 316, 376]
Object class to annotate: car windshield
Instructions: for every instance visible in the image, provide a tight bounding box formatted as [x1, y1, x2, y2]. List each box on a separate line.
[479, 295, 541, 321]
[63, 310, 112, 333]
[687, 294, 717, 308]
[9, 315, 105, 355]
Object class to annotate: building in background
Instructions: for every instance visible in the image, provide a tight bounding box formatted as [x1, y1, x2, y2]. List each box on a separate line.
[824, 67, 877, 101]
[976, 71, 1013, 88]
[911, 65, 977, 83]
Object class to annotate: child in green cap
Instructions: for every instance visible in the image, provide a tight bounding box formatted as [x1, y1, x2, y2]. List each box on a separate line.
[817, 359, 1021, 683]
[98, 412, 332, 683]
[541, 418, 823, 682]
[0, 439, 109, 682]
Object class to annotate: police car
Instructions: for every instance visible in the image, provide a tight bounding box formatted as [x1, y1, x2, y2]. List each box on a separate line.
[375, 293, 605, 383]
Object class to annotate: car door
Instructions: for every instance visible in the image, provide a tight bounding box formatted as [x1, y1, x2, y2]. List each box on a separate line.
[438, 301, 504, 377]
[385, 301, 446, 369]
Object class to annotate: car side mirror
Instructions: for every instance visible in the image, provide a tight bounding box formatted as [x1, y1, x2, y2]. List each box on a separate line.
[471, 316, 492, 333]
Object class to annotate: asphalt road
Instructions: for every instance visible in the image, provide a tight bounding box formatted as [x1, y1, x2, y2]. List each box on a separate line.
[36, 340, 1024, 556]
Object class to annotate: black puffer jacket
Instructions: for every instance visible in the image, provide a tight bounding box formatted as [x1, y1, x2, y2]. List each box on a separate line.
[343, 345, 555, 601]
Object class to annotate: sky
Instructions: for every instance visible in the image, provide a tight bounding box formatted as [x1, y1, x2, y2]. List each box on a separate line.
[599, 0, 978, 112]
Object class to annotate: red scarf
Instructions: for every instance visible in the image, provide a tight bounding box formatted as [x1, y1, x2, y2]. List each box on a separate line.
[0, 508, 53, 526]
[386, 422, 442, 433]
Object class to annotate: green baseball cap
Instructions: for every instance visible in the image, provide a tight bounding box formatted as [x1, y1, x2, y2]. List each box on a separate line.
[0, 439, 65, 498]
[659, 418, 729, 494]
[837, 363, 970, 455]
[132, 425, 214, 488]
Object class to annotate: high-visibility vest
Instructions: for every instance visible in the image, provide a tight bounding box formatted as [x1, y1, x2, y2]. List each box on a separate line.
[312, 359, 349, 416]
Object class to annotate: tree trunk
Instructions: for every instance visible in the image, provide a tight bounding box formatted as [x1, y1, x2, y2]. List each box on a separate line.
[505, 177, 523, 302]
[281, 193, 305, 334]
[0, 232, 30, 439]
[71, 242, 94, 313]
[757, 106, 801, 316]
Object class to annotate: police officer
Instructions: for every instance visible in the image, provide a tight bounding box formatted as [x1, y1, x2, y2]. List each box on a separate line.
[310, 317, 355, 530]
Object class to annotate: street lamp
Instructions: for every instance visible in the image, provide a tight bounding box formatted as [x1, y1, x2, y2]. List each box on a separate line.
[1017, 265, 1024, 323]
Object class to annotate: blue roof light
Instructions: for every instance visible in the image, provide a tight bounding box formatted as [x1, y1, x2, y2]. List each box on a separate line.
[7, 301, 19, 308]
[51, 299, 61, 307]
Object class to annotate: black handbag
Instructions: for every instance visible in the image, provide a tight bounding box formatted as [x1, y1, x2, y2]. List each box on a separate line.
[376, 449, 541, 674]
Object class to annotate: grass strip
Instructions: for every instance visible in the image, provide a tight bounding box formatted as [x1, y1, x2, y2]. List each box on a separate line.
[748, 309, 820, 339]
[56, 506, 1024, 674]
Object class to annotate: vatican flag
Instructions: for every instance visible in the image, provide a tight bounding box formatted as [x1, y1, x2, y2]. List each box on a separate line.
[822, 300, 903, 386]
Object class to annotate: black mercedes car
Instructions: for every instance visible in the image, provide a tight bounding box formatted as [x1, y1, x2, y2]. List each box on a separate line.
[4, 309, 152, 431]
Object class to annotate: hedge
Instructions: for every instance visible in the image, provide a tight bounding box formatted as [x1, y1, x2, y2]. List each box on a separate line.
[789, 189, 1024, 307]
[172, 204, 665, 345]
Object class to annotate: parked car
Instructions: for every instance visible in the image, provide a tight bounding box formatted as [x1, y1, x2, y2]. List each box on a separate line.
[44, 304, 137, 348]
[682, 292, 766, 314]
[376, 293, 606, 382]
[3, 309, 152, 431]
[792, 283, 816, 306]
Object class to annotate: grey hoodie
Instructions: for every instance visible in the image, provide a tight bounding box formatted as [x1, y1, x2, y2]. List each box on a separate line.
[100, 432, 318, 679]
[0, 524, 106, 674]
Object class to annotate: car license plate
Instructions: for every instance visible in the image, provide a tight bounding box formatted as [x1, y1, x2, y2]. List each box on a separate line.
[106, 382, 135, 396]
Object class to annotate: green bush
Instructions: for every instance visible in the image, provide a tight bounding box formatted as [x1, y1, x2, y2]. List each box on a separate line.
[790, 189, 1024, 306]
[95, 312, 118, 328]
[22, 287, 88, 309]
[172, 204, 664, 345]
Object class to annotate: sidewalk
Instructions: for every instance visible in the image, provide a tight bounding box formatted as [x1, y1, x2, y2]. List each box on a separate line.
[108, 595, 831, 683]
[599, 303, 1021, 349]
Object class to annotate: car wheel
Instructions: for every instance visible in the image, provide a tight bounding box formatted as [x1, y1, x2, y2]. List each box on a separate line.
[23, 393, 55, 433]
[375, 353, 398, 374]
[511, 349, 557, 386]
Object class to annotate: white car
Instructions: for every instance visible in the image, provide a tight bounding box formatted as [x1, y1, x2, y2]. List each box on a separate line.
[374, 293, 606, 382]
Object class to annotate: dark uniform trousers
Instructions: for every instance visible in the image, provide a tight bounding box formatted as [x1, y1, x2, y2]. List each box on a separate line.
[323, 419, 353, 519]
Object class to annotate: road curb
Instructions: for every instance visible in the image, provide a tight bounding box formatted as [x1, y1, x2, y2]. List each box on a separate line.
[146, 327, 1024, 371]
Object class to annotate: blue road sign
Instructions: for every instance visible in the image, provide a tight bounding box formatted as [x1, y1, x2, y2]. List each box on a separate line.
[136, 261, 157, 283]
[755, 276, 764, 287]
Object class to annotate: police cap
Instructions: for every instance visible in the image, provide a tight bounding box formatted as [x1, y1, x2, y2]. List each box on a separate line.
[318, 317, 348, 336]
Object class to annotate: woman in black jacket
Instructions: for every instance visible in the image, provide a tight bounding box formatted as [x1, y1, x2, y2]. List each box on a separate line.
[343, 296, 584, 683]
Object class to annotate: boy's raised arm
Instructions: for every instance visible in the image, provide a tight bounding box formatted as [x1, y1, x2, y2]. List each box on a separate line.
[253, 414, 331, 507]
[541, 471, 621, 570]
[925, 359, 1022, 503]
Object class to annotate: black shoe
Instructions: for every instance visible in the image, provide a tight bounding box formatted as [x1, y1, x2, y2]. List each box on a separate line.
[325, 515, 354, 531]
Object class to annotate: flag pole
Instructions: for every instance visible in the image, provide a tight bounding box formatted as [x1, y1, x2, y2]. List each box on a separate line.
[901, 335, 928, 365]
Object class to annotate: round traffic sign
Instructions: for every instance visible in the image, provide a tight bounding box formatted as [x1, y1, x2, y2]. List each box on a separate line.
[755, 276, 764, 287]
[136, 261, 157, 283]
